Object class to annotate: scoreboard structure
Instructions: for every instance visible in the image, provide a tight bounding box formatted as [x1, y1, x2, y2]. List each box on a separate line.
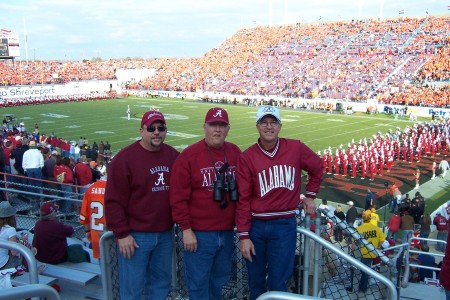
[0, 34, 20, 59]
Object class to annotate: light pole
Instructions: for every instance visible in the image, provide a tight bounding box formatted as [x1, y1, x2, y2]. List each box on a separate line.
[32, 48, 37, 61]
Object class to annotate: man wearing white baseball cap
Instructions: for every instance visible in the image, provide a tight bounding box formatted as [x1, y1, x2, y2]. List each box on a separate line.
[236, 105, 323, 299]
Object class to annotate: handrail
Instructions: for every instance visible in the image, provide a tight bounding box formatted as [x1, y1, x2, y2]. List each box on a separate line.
[317, 207, 391, 266]
[0, 284, 61, 300]
[297, 227, 398, 300]
[0, 240, 38, 284]
[0, 240, 41, 300]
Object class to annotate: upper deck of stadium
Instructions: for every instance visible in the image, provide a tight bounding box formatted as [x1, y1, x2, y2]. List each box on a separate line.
[0, 16, 449, 107]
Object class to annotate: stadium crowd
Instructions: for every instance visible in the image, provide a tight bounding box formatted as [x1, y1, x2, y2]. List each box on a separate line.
[0, 16, 449, 107]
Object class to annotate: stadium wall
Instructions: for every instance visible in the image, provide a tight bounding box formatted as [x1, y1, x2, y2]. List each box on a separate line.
[0, 80, 120, 99]
[141, 90, 449, 119]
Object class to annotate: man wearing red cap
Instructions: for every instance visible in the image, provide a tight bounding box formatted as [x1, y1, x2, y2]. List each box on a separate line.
[170, 107, 241, 299]
[33, 202, 75, 264]
[105, 110, 179, 300]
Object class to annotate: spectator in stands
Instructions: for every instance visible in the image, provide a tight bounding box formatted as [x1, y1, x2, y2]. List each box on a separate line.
[3, 140, 13, 174]
[346, 201, 358, 242]
[0, 201, 21, 270]
[434, 212, 448, 252]
[89, 161, 101, 183]
[105, 110, 179, 300]
[22, 140, 44, 199]
[401, 211, 415, 249]
[80, 176, 106, 260]
[354, 210, 386, 294]
[33, 202, 74, 264]
[333, 205, 346, 242]
[53, 156, 74, 212]
[74, 155, 92, 195]
[387, 211, 401, 242]
[170, 107, 241, 299]
[418, 244, 436, 282]
[419, 213, 432, 246]
[369, 206, 380, 227]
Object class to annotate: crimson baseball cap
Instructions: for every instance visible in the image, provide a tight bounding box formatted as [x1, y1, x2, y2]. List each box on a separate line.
[40, 202, 59, 216]
[204, 107, 229, 125]
[141, 110, 166, 128]
[256, 105, 281, 123]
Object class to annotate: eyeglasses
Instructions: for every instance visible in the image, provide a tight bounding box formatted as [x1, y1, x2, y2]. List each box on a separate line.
[258, 121, 280, 127]
[145, 125, 167, 132]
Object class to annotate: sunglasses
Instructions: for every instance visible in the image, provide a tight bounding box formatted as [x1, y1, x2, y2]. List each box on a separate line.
[145, 125, 167, 132]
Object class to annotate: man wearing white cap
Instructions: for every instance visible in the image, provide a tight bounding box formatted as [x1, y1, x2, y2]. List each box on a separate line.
[236, 105, 323, 299]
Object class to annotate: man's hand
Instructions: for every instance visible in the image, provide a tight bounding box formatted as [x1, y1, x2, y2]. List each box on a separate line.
[118, 235, 139, 259]
[303, 197, 317, 214]
[240, 239, 256, 262]
[182, 229, 197, 252]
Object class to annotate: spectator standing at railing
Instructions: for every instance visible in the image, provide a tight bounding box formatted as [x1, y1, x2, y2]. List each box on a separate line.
[419, 213, 432, 246]
[2, 140, 13, 174]
[354, 210, 386, 294]
[74, 155, 92, 196]
[333, 205, 346, 242]
[401, 211, 415, 248]
[236, 105, 323, 300]
[105, 110, 179, 300]
[346, 201, 357, 242]
[387, 211, 401, 242]
[22, 140, 44, 199]
[433, 212, 448, 252]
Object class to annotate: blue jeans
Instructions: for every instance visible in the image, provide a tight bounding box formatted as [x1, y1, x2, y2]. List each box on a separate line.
[118, 230, 173, 300]
[359, 257, 373, 292]
[402, 229, 413, 249]
[419, 230, 430, 246]
[437, 230, 448, 252]
[246, 217, 297, 300]
[183, 230, 234, 300]
[26, 168, 43, 196]
[445, 287, 450, 300]
[60, 185, 73, 213]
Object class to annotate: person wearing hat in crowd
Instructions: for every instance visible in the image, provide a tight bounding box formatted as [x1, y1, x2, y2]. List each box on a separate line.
[235, 105, 323, 299]
[32, 202, 75, 264]
[353, 210, 386, 294]
[22, 140, 45, 199]
[170, 107, 241, 299]
[0, 201, 21, 270]
[105, 110, 179, 300]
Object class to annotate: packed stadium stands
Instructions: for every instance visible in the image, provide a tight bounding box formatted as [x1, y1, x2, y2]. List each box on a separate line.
[0, 16, 449, 108]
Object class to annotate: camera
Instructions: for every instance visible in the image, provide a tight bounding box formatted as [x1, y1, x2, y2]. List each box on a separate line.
[213, 163, 239, 203]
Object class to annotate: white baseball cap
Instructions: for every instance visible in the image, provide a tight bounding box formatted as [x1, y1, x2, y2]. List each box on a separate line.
[256, 106, 281, 123]
[347, 201, 354, 206]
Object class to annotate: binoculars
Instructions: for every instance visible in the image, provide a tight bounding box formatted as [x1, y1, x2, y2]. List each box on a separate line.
[213, 163, 239, 203]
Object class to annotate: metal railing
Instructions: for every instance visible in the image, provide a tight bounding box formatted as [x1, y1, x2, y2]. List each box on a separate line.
[0, 239, 47, 300]
[0, 284, 61, 300]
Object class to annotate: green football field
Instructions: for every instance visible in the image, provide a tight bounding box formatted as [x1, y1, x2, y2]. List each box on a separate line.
[2, 97, 424, 154]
